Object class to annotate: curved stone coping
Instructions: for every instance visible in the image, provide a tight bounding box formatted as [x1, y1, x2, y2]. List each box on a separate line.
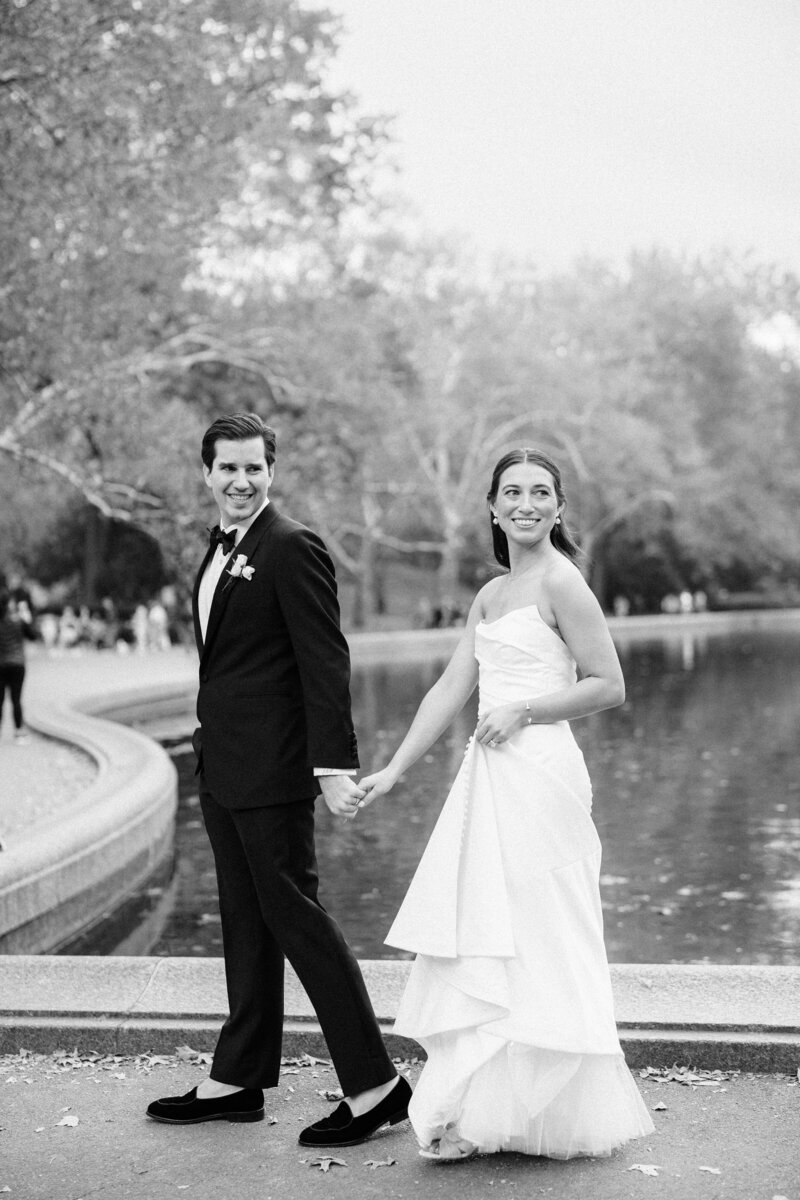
[0, 653, 193, 952]
[1, 956, 799, 1071]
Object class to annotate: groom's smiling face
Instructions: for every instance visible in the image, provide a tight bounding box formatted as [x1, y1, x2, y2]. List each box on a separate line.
[204, 436, 274, 528]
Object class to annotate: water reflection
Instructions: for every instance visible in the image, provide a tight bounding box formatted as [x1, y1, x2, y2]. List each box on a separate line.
[66, 627, 800, 964]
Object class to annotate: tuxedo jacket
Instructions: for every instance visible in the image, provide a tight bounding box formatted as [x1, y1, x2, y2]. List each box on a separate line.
[192, 503, 359, 808]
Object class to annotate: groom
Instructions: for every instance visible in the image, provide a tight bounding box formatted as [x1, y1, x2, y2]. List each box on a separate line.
[146, 412, 410, 1145]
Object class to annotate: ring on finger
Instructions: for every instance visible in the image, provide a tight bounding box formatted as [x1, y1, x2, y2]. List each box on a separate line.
[488, 739, 498, 747]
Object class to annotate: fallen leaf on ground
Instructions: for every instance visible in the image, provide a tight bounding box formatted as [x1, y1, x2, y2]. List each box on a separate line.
[629, 1163, 660, 1176]
[364, 1157, 397, 1169]
[308, 1157, 347, 1173]
[56, 1115, 79, 1127]
[652, 1102, 668, 1111]
[317, 1088, 343, 1101]
[699, 1166, 722, 1174]
[135, 1054, 174, 1070]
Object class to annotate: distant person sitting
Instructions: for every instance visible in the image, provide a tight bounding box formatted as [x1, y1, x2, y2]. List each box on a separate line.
[0, 592, 34, 743]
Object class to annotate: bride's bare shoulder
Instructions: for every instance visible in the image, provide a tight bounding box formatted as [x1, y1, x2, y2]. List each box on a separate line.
[542, 555, 589, 599]
[473, 576, 506, 619]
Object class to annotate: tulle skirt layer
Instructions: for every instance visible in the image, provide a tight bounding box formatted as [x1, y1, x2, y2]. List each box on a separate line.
[409, 1015, 654, 1157]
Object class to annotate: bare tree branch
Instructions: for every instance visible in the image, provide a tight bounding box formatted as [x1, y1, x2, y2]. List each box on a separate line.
[0, 440, 129, 520]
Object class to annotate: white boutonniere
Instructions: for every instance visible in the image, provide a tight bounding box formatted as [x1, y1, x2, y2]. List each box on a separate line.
[228, 553, 255, 581]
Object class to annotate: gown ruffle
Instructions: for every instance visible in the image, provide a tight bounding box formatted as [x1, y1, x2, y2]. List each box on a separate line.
[385, 605, 654, 1157]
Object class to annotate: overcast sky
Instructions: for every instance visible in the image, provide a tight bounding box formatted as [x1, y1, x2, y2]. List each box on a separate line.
[302, 0, 800, 273]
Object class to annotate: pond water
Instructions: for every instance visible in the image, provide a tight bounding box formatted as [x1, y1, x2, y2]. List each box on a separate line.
[66, 625, 800, 964]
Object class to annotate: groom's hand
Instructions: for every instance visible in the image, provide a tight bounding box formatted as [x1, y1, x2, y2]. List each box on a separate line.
[319, 774, 366, 820]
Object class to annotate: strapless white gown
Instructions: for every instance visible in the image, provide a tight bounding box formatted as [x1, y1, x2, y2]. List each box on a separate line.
[385, 605, 654, 1157]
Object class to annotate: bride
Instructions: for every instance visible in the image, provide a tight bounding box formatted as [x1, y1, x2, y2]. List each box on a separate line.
[359, 448, 654, 1162]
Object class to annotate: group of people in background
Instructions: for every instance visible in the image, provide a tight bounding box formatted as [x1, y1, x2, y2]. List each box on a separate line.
[0, 579, 187, 657]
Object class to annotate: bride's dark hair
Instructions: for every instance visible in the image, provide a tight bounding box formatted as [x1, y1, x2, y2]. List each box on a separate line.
[487, 448, 582, 568]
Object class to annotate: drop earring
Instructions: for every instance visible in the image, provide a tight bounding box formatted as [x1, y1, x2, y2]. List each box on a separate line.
[555, 516, 561, 525]
[492, 516, 499, 525]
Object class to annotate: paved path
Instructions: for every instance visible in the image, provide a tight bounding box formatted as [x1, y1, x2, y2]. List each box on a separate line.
[1, 1050, 798, 1200]
[0, 647, 194, 844]
[0, 731, 95, 842]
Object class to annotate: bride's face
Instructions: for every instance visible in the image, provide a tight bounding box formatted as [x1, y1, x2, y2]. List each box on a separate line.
[491, 463, 563, 549]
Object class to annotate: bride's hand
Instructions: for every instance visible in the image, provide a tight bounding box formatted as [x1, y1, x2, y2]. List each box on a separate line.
[475, 702, 526, 748]
[357, 767, 399, 808]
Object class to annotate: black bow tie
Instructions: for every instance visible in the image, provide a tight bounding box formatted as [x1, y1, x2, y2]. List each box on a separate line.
[208, 525, 237, 555]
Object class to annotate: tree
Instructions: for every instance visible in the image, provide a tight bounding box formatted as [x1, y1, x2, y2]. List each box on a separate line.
[0, 0, 388, 589]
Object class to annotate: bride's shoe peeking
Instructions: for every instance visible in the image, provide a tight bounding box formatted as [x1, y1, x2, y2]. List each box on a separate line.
[419, 1123, 478, 1162]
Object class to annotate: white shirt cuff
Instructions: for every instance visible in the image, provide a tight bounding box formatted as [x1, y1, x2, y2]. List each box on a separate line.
[314, 768, 357, 776]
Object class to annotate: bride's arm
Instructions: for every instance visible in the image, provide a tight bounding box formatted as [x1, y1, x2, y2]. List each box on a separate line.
[475, 566, 624, 746]
[359, 596, 483, 804]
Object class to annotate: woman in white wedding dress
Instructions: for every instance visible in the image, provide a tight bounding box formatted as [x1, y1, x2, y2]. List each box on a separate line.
[359, 448, 654, 1162]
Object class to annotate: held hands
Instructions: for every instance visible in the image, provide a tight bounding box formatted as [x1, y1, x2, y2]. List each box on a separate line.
[356, 767, 400, 809]
[319, 774, 366, 821]
[475, 701, 528, 749]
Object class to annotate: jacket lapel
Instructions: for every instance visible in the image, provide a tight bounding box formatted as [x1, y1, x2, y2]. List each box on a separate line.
[200, 503, 280, 664]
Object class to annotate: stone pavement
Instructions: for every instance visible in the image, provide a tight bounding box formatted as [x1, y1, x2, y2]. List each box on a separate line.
[0, 1049, 798, 1200]
[0, 731, 96, 841]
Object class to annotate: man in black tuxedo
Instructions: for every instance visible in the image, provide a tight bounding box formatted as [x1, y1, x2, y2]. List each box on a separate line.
[147, 413, 410, 1146]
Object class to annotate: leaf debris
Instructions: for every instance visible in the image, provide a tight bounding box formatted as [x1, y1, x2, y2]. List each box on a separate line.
[308, 1157, 347, 1173]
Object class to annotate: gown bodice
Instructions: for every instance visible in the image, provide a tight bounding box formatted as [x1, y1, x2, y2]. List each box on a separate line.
[475, 605, 576, 714]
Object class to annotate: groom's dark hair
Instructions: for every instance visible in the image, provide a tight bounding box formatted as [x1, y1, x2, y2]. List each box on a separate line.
[201, 412, 277, 469]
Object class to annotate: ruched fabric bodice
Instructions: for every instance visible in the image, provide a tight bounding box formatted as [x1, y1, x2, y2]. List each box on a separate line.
[385, 604, 654, 1157]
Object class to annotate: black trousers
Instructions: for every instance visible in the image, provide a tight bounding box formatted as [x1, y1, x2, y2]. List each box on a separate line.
[0, 664, 24, 729]
[200, 785, 395, 1094]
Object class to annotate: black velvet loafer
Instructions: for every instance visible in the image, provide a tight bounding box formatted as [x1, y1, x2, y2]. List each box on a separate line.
[298, 1075, 412, 1147]
[146, 1086, 264, 1124]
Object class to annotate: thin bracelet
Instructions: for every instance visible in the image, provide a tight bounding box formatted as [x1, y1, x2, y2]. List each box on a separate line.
[525, 698, 532, 725]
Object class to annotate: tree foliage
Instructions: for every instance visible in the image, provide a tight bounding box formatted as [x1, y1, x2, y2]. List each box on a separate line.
[2, 2, 798, 618]
[0, 0, 386, 537]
